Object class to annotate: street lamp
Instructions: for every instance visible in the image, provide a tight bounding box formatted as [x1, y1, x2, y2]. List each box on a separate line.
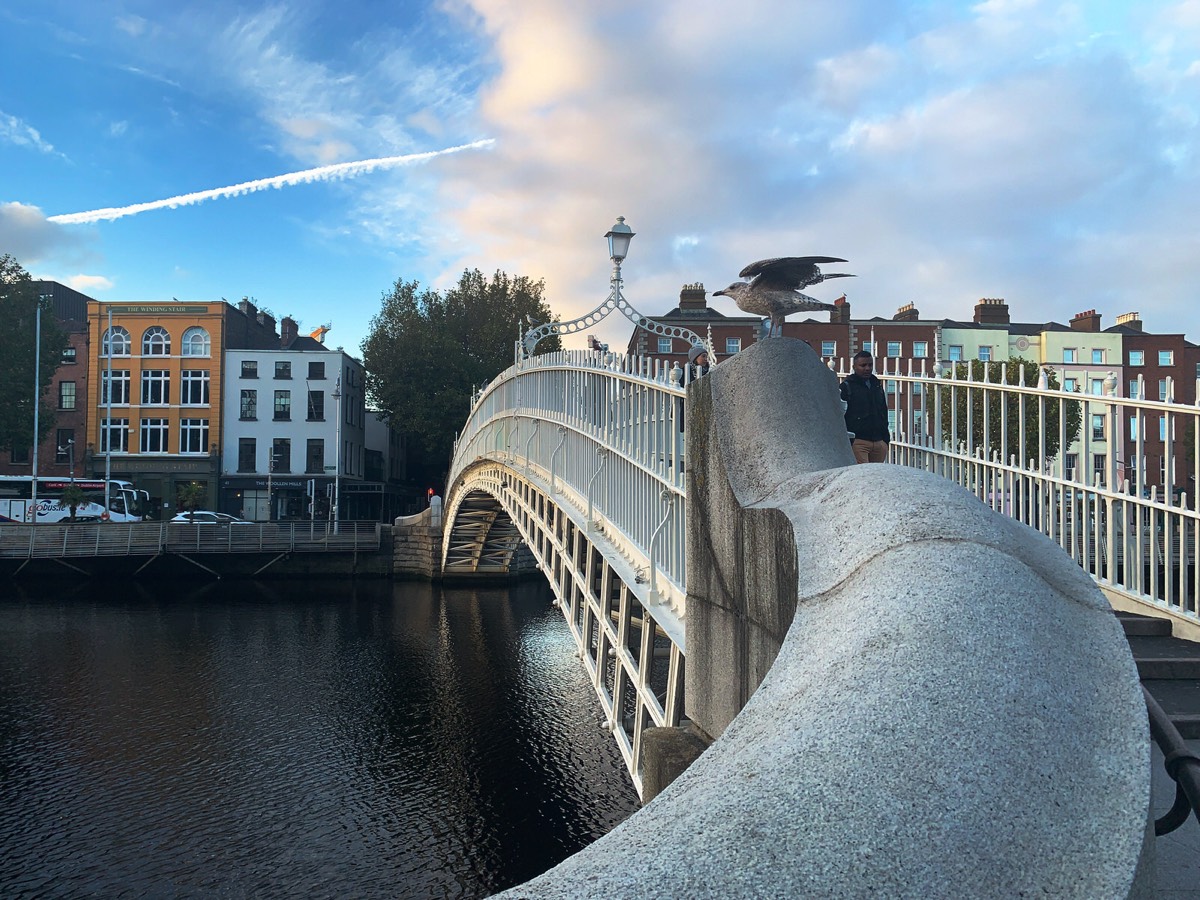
[605, 215, 635, 264]
[57, 438, 75, 483]
[331, 377, 342, 533]
[266, 451, 279, 521]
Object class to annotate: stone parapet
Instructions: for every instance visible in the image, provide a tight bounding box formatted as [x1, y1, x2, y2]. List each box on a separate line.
[393, 508, 443, 579]
[500, 337, 1151, 898]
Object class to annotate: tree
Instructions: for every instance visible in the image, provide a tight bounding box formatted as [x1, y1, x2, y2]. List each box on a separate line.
[362, 268, 561, 484]
[938, 357, 1083, 466]
[0, 255, 69, 456]
[177, 482, 206, 521]
[60, 483, 87, 522]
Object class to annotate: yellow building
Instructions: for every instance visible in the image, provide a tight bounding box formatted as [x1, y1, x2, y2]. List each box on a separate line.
[85, 300, 279, 518]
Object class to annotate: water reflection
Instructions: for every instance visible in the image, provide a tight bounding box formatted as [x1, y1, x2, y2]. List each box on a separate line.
[0, 579, 638, 898]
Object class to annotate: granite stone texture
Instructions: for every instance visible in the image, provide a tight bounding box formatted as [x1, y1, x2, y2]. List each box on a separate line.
[498, 338, 1150, 898]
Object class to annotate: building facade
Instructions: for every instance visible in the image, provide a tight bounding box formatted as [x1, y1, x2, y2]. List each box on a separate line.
[84, 299, 279, 517]
[220, 333, 366, 521]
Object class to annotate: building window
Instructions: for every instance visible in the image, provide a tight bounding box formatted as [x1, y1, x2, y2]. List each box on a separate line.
[101, 370, 131, 405]
[141, 370, 170, 405]
[274, 390, 291, 420]
[1129, 416, 1139, 440]
[1065, 453, 1078, 480]
[1063, 348, 1077, 363]
[1128, 380, 1140, 400]
[861, 341, 873, 355]
[308, 361, 325, 380]
[275, 361, 292, 379]
[912, 341, 928, 359]
[102, 326, 131, 357]
[142, 326, 171, 356]
[887, 341, 901, 358]
[1128, 350, 1144, 366]
[241, 360, 258, 379]
[55, 429, 74, 463]
[1158, 379, 1169, 401]
[58, 381, 76, 410]
[948, 345, 963, 362]
[821, 340, 836, 357]
[1160, 416, 1170, 440]
[657, 337, 672, 354]
[725, 338, 742, 355]
[1064, 377, 1077, 392]
[306, 439, 325, 474]
[885, 380, 897, 394]
[180, 370, 210, 405]
[140, 418, 169, 453]
[1091, 349, 1105, 364]
[240, 390, 257, 420]
[1093, 455, 1106, 484]
[10, 445, 29, 464]
[1090, 378, 1104, 396]
[100, 418, 129, 453]
[238, 438, 256, 472]
[179, 419, 209, 454]
[307, 391, 325, 421]
[912, 382, 923, 396]
[1159, 350, 1174, 366]
[272, 438, 291, 473]
[61, 346, 77, 364]
[181, 327, 211, 357]
[1092, 414, 1105, 441]
[978, 346, 992, 362]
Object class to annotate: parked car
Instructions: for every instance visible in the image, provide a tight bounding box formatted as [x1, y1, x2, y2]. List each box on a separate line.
[169, 511, 254, 525]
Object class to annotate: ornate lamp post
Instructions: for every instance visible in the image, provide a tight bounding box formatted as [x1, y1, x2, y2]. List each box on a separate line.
[520, 217, 712, 360]
[57, 438, 75, 483]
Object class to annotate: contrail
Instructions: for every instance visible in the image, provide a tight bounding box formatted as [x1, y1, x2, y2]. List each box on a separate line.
[47, 138, 495, 225]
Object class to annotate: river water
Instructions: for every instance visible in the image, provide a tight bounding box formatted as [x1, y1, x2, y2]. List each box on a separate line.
[0, 579, 639, 898]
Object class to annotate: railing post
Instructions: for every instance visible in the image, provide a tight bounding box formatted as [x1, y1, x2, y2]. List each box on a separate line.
[647, 490, 675, 605]
[550, 425, 568, 494]
[586, 448, 609, 530]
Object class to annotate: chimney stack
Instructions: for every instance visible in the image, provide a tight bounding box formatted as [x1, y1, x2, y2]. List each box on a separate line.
[281, 316, 298, 348]
[894, 302, 920, 322]
[973, 298, 1010, 325]
[239, 297, 257, 318]
[1070, 309, 1102, 332]
[1115, 311, 1142, 332]
[831, 294, 851, 324]
[678, 283, 707, 311]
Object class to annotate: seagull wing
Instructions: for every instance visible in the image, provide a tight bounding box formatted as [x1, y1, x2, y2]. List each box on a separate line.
[738, 256, 849, 290]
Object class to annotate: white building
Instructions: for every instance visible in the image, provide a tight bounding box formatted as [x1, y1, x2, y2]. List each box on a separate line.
[221, 324, 366, 521]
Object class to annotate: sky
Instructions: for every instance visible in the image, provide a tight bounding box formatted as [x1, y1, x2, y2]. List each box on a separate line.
[2, 0, 1199, 361]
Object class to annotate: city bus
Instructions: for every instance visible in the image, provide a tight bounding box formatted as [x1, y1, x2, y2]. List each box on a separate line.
[0, 477, 149, 524]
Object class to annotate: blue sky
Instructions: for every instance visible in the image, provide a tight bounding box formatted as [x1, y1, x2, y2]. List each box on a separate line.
[2, 0, 1199, 359]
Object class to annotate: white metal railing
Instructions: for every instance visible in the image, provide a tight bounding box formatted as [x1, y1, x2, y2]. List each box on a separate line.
[839, 356, 1200, 626]
[448, 348, 692, 612]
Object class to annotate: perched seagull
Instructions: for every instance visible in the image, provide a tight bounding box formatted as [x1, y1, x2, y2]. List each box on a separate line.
[713, 256, 854, 336]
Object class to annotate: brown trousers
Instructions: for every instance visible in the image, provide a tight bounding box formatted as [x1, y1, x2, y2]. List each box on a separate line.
[852, 439, 889, 464]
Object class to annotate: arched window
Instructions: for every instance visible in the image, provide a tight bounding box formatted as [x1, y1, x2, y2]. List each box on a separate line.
[102, 326, 132, 357]
[142, 326, 171, 356]
[181, 326, 211, 357]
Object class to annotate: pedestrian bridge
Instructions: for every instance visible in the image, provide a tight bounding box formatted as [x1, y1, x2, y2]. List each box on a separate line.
[443, 336, 1196, 896]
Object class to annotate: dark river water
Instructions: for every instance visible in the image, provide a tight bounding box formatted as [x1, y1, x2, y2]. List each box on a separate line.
[0, 578, 639, 898]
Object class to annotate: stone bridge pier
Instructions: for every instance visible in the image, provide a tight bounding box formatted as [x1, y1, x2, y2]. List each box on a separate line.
[502, 338, 1153, 898]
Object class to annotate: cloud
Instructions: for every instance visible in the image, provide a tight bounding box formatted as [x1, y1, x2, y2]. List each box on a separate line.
[0, 109, 62, 156]
[64, 274, 114, 292]
[0, 202, 84, 263]
[47, 140, 495, 224]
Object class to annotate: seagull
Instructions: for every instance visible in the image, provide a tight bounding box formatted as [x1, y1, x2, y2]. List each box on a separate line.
[713, 256, 854, 336]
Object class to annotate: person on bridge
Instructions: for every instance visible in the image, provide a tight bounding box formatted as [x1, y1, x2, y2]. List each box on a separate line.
[840, 350, 891, 463]
[687, 344, 711, 381]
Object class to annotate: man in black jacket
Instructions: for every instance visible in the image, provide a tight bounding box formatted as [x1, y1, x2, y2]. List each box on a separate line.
[840, 350, 891, 463]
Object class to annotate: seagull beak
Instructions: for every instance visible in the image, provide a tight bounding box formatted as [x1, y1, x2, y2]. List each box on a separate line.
[712, 289, 725, 297]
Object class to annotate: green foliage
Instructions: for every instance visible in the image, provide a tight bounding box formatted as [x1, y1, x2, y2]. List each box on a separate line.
[176, 482, 206, 519]
[362, 268, 561, 482]
[0, 255, 69, 456]
[939, 357, 1083, 465]
[59, 483, 87, 521]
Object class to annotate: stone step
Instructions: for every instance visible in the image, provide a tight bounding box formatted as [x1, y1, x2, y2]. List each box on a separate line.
[1126, 635, 1200, 680]
[1139, 679, 1200, 738]
[1116, 613, 1173, 637]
